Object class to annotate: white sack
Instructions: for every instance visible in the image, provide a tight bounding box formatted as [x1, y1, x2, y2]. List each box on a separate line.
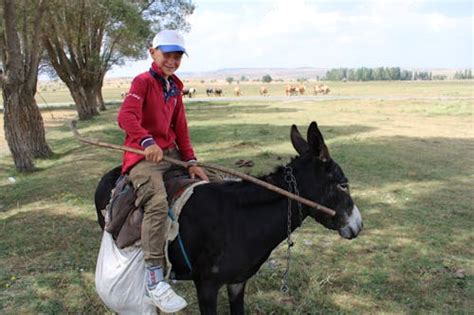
[95, 231, 157, 315]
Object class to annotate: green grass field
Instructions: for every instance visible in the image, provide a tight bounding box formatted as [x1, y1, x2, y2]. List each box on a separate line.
[0, 81, 473, 313]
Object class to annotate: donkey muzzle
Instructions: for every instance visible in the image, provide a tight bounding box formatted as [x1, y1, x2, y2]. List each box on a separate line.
[338, 205, 363, 239]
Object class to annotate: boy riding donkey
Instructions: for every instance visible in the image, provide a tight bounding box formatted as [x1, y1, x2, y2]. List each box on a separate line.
[118, 29, 210, 313]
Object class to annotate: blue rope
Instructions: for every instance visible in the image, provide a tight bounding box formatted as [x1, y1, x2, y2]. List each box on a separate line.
[168, 208, 193, 272]
[177, 235, 193, 272]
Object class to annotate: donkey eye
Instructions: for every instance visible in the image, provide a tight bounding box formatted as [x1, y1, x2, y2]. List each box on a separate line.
[337, 183, 350, 193]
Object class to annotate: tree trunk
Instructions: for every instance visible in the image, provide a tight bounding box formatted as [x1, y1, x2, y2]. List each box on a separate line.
[68, 83, 100, 120]
[2, 87, 52, 170]
[1, 0, 52, 171]
[97, 84, 106, 111]
[2, 89, 35, 171]
[24, 96, 53, 158]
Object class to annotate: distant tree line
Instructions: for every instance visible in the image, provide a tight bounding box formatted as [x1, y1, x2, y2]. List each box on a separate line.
[224, 74, 273, 84]
[454, 69, 473, 80]
[325, 67, 414, 81]
[325, 67, 474, 81]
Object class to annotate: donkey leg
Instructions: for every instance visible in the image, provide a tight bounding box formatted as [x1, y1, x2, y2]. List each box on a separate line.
[194, 280, 221, 315]
[227, 281, 246, 315]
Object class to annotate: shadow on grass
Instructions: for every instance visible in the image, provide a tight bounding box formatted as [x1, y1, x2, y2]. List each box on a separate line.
[189, 123, 374, 148]
[334, 135, 474, 185]
[1, 120, 472, 214]
[0, 120, 375, 210]
[0, 209, 107, 313]
[0, 206, 350, 314]
[186, 101, 303, 121]
[314, 192, 472, 312]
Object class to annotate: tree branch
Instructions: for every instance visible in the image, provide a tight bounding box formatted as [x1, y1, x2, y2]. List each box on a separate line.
[3, 0, 23, 83]
[26, 0, 46, 92]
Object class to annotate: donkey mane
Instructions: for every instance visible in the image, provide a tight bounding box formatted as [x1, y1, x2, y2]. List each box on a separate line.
[217, 155, 312, 208]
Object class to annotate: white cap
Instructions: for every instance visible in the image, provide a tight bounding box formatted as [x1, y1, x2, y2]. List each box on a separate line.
[152, 29, 187, 55]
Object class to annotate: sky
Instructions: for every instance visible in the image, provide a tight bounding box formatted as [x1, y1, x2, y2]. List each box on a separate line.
[107, 0, 473, 77]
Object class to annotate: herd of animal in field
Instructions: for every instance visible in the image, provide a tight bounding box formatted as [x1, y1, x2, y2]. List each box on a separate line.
[184, 84, 331, 98]
[284, 84, 331, 96]
[122, 84, 330, 99]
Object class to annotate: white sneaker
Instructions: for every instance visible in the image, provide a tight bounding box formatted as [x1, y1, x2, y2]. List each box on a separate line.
[146, 281, 187, 313]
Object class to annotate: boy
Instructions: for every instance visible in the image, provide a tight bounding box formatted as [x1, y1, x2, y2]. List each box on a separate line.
[117, 29, 207, 313]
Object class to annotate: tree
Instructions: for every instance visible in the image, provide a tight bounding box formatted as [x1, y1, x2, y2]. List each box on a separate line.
[347, 69, 356, 81]
[262, 74, 272, 83]
[400, 70, 413, 81]
[454, 69, 473, 80]
[0, 0, 53, 172]
[42, 0, 194, 120]
[373, 67, 385, 81]
[226, 77, 234, 84]
[415, 71, 431, 80]
[433, 74, 447, 80]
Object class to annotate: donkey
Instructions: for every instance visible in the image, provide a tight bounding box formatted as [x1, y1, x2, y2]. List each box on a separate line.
[94, 122, 363, 315]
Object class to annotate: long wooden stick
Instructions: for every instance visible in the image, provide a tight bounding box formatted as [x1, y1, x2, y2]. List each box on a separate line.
[69, 120, 336, 216]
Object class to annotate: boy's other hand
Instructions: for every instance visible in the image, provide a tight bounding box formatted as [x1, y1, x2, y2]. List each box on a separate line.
[188, 166, 209, 181]
[144, 144, 163, 163]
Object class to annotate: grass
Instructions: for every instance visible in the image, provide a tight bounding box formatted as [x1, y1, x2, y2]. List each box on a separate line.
[2, 79, 472, 107]
[0, 81, 473, 313]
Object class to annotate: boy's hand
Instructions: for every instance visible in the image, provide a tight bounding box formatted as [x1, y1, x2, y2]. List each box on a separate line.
[144, 144, 163, 163]
[188, 165, 209, 181]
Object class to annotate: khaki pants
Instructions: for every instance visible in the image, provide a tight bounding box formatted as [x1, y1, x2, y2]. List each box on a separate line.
[128, 148, 221, 266]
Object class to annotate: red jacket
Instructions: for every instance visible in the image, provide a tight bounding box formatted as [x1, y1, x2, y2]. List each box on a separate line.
[118, 63, 196, 174]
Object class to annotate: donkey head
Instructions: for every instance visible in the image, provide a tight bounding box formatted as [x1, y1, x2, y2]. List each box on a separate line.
[290, 122, 363, 239]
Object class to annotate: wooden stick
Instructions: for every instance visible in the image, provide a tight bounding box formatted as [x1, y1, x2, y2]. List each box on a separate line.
[69, 120, 336, 216]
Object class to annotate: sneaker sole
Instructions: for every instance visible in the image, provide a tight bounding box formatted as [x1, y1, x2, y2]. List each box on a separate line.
[146, 298, 187, 313]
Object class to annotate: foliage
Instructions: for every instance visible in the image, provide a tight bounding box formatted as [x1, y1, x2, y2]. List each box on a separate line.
[453, 69, 473, 80]
[325, 67, 462, 81]
[42, 0, 194, 119]
[44, 0, 194, 68]
[141, 0, 195, 32]
[414, 71, 432, 80]
[326, 67, 416, 81]
[262, 74, 272, 83]
[433, 75, 447, 80]
[226, 77, 234, 84]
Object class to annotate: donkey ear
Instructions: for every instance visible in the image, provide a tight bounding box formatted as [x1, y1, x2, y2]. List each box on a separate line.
[291, 124, 309, 156]
[307, 121, 330, 162]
